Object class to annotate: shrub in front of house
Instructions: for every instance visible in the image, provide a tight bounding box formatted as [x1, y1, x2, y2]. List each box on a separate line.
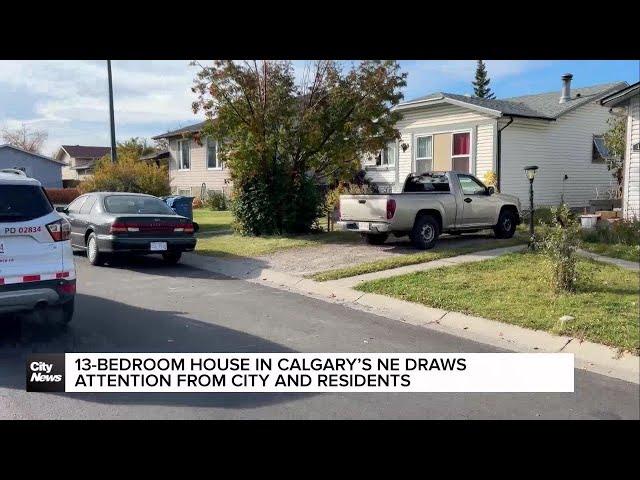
[205, 190, 228, 211]
[540, 204, 581, 293]
[79, 156, 170, 197]
[581, 218, 640, 246]
[45, 188, 81, 205]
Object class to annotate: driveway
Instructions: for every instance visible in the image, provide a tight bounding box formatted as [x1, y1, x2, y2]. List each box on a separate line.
[0, 253, 637, 419]
[258, 231, 513, 275]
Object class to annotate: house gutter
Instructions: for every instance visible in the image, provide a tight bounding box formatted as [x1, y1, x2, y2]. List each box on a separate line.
[496, 116, 514, 192]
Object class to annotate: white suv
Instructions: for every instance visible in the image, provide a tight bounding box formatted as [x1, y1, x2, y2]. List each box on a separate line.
[0, 169, 76, 323]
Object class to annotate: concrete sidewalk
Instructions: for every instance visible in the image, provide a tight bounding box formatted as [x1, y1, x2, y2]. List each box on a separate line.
[577, 249, 639, 271]
[182, 249, 640, 384]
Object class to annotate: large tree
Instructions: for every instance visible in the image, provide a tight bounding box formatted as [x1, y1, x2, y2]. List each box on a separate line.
[1, 123, 48, 153]
[116, 137, 157, 160]
[191, 60, 406, 235]
[472, 60, 495, 99]
[603, 115, 626, 186]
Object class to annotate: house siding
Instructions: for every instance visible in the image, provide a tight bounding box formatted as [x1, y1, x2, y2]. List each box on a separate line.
[623, 95, 639, 219]
[0, 147, 62, 188]
[500, 102, 616, 208]
[364, 104, 496, 192]
[168, 138, 231, 197]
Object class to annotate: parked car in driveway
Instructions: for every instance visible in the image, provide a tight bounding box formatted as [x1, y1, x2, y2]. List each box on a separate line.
[0, 169, 76, 323]
[336, 171, 522, 249]
[59, 192, 197, 266]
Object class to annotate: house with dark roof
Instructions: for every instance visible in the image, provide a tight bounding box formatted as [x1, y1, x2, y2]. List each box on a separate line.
[55, 145, 111, 186]
[601, 81, 640, 220]
[152, 121, 230, 197]
[365, 74, 628, 208]
[0, 144, 64, 188]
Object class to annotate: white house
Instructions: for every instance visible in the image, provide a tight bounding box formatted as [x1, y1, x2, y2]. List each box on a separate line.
[364, 74, 628, 209]
[600, 82, 640, 220]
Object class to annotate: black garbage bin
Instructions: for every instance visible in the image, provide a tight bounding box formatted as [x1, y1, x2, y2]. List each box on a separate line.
[164, 195, 194, 220]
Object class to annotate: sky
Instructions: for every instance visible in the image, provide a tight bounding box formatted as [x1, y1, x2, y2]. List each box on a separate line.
[0, 60, 637, 157]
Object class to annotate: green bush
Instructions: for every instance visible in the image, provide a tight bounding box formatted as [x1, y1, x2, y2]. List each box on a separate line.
[581, 218, 640, 246]
[80, 156, 169, 197]
[540, 204, 581, 293]
[205, 190, 228, 211]
[232, 171, 322, 236]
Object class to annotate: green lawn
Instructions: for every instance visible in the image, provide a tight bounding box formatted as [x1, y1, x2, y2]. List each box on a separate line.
[580, 241, 640, 263]
[357, 252, 640, 354]
[308, 237, 525, 282]
[193, 209, 234, 233]
[196, 231, 361, 258]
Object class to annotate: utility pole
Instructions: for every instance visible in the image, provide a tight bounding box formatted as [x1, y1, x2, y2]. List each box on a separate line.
[107, 60, 117, 163]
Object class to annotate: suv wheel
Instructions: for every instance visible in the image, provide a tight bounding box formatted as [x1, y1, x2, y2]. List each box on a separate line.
[410, 215, 440, 250]
[87, 233, 105, 266]
[494, 210, 517, 239]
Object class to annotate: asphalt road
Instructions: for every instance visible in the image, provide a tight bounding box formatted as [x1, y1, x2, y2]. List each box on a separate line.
[1, 253, 638, 419]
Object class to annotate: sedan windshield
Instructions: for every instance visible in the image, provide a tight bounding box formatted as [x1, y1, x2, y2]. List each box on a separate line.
[104, 195, 176, 215]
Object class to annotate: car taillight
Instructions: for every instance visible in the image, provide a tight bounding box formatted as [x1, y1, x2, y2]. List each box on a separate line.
[110, 222, 128, 233]
[56, 279, 76, 295]
[386, 198, 396, 219]
[46, 219, 71, 242]
[174, 221, 194, 233]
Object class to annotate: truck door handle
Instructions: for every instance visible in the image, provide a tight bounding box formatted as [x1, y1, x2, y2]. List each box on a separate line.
[464, 198, 472, 203]
[358, 200, 366, 204]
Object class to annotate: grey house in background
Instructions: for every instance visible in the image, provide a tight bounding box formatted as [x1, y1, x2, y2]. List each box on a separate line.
[0, 144, 63, 188]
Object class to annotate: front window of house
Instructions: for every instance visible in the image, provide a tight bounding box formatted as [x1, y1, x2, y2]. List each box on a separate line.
[415, 135, 433, 173]
[375, 143, 396, 167]
[207, 138, 222, 169]
[452, 132, 470, 172]
[592, 135, 609, 163]
[178, 139, 190, 170]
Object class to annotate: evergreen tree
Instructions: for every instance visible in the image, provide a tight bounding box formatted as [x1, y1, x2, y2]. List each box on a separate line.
[472, 60, 495, 99]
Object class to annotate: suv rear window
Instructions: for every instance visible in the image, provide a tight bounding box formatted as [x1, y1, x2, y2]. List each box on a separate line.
[0, 185, 54, 222]
[104, 195, 175, 215]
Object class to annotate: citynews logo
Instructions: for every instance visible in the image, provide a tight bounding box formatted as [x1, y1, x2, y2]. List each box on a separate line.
[26, 354, 65, 392]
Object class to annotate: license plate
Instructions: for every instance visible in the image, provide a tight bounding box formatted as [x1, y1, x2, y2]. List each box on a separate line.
[358, 222, 370, 231]
[150, 242, 167, 251]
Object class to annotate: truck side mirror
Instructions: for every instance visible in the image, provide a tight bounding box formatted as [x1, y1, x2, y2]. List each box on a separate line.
[487, 186, 495, 195]
[56, 206, 69, 214]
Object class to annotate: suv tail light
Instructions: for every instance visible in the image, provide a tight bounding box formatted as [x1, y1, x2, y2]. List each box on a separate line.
[386, 198, 396, 219]
[46, 219, 71, 242]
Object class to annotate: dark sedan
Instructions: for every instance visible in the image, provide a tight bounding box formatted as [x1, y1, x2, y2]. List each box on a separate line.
[59, 192, 197, 266]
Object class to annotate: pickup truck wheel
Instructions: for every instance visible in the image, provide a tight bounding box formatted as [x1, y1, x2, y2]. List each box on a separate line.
[411, 215, 439, 250]
[361, 233, 389, 245]
[494, 210, 517, 239]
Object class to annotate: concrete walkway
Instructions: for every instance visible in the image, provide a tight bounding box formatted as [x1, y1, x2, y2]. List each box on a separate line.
[330, 245, 526, 288]
[577, 249, 639, 271]
[182, 248, 640, 384]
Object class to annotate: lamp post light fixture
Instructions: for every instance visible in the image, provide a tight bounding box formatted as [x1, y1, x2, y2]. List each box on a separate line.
[524, 165, 539, 250]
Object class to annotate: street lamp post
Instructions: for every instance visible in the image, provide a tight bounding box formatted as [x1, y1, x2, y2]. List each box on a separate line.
[107, 60, 117, 164]
[524, 165, 538, 250]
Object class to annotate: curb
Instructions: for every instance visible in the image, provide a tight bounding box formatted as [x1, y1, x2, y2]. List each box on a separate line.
[182, 252, 640, 385]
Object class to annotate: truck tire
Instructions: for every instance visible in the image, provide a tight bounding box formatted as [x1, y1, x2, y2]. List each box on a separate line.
[494, 209, 517, 239]
[87, 233, 106, 266]
[361, 233, 389, 245]
[411, 215, 440, 250]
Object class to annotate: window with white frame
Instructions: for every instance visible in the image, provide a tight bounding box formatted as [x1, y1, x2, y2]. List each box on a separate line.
[415, 135, 433, 173]
[374, 143, 396, 167]
[177, 139, 191, 170]
[206, 138, 222, 169]
[451, 132, 471, 173]
[177, 187, 191, 196]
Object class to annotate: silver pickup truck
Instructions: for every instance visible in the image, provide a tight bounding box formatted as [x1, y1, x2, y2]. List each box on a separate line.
[336, 171, 522, 249]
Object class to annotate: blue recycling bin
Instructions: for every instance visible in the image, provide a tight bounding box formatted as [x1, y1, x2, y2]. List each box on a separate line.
[163, 195, 194, 220]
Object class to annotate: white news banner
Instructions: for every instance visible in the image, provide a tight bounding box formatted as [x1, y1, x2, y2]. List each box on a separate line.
[62, 353, 575, 393]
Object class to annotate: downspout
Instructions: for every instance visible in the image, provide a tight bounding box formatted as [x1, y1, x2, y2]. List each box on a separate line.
[496, 116, 514, 191]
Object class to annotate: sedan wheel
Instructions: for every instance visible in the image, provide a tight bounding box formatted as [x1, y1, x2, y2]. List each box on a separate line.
[87, 233, 105, 266]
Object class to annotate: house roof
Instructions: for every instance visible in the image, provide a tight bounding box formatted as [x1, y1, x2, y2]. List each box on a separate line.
[398, 82, 627, 120]
[600, 81, 640, 107]
[152, 121, 209, 140]
[61, 145, 111, 158]
[0, 144, 65, 165]
[140, 149, 170, 161]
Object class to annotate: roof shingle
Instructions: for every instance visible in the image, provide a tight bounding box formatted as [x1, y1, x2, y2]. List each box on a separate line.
[61, 145, 111, 158]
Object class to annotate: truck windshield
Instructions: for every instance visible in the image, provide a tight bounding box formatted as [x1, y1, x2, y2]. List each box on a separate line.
[404, 174, 450, 193]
